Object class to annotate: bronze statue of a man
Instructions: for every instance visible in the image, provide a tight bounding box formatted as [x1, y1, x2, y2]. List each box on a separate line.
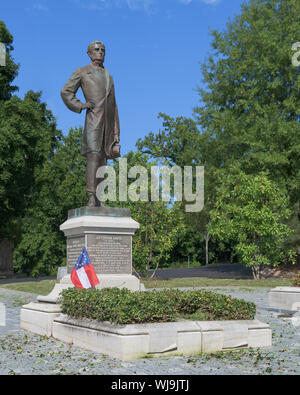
[61, 41, 120, 207]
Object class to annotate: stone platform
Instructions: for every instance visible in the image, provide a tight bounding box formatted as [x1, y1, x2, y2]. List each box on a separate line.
[51, 315, 271, 360]
[269, 287, 300, 311]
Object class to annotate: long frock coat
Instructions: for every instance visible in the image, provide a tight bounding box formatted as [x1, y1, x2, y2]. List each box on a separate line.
[61, 63, 120, 159]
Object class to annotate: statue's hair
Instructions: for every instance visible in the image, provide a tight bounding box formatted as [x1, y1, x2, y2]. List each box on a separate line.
[87, 41, 105, 54]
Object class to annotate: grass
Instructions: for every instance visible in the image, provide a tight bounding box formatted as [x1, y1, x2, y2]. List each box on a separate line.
[0, 280, 57, 295]
[0, 277, 293, 295]
[142, 277, 293, 289]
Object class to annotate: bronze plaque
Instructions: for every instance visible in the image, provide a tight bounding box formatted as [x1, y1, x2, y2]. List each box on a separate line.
[86, 234, 132, 274]
[67, 236, 85, 273]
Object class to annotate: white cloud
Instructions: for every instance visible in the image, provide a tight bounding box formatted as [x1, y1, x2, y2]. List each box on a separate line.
[70, 0, 220, 14]
[179, 0, 220, 4]
[201, 0, 220, 4]
[71, 0, 155, 13]
[125, 0, 153, 11]
[25, 2, 49, 12]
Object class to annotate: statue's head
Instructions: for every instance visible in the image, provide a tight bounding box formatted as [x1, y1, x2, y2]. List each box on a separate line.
[87, 41, 105, 64]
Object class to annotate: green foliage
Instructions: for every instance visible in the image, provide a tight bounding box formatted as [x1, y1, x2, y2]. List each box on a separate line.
[136, 116, 220, 266]
[61, 287, 256, 324]
[0, 22, 68, 276]
[0, 21, 19, 100]
[13, 127, 86, 276]
[131, 200, 185, 276]
[209, 168, 295, 278]
[284, 203, 300, 251]
[108, 151, 187, 276]
[0, 91, 61, 240]
[3, 0, 300, 278]
[194, 0, 300, 205]
[136, 113, 202, 167]
[136, 0, 300, 268]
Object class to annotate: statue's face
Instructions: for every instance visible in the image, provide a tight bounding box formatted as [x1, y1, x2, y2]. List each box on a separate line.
[88, 43, 105, 64]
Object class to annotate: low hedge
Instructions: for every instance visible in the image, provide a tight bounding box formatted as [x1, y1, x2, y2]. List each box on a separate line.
[60, 288, 256, 324]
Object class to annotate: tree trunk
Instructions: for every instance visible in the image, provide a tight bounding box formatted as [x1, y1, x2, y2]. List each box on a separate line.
[132, 265, 142, 280]
[251, 265, 261, 280]
[146, 205, 154, 277]
[150, 253, 163, 279]
[252, 235, 261, 279]
[145, 223, 149, 275]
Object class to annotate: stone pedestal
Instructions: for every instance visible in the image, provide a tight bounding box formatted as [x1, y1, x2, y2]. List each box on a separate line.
[59, 206, 142, 291]
[20, 206, 142, 337]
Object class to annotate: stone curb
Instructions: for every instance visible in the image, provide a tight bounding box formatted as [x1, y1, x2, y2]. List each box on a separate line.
[50, 314, 272, 361]
[269, 287, 300, 311]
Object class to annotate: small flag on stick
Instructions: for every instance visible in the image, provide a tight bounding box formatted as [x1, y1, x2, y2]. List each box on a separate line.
[71, 247, 99, 289]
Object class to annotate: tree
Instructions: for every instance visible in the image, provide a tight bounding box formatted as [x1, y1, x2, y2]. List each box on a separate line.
[0, 21, 19, 100]
[208, 168, 295, 279]
[0, 22, 65, 276]
[194, 0, 300, 207]
[131, 200, 185, 278]
[136, 113, 202, 167]
[13, 127, 86, 276]
[105, 151, 186, 277]
[0, 91, 61, 241]
[136, 114, 221, 266]
[132, 0, 300, 270]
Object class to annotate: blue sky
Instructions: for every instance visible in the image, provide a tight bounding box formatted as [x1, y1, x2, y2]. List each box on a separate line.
[2, 0, 245, 154]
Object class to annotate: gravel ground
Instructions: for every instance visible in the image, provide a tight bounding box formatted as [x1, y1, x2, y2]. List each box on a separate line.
[0, 286, 300, 375]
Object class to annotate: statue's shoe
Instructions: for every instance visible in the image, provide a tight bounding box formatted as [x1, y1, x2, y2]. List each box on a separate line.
[87, 193, 97, 207]
[96, 200, 107, 208]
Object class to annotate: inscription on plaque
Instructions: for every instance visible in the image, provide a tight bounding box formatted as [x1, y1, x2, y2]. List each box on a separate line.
[67, 236, 85, 273]
[87, 234, 132, 274]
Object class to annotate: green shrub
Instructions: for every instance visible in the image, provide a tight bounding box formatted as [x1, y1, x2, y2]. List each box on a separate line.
[60, 288, 256, 324]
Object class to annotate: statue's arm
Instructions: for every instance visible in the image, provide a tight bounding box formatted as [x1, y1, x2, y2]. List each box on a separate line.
[114, 103, 120, 142]
[111, 79, 120, 142]
[60, 68, 84, 114]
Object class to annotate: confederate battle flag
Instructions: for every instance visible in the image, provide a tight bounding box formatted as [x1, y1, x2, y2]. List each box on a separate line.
[71, 247, 99, 289]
